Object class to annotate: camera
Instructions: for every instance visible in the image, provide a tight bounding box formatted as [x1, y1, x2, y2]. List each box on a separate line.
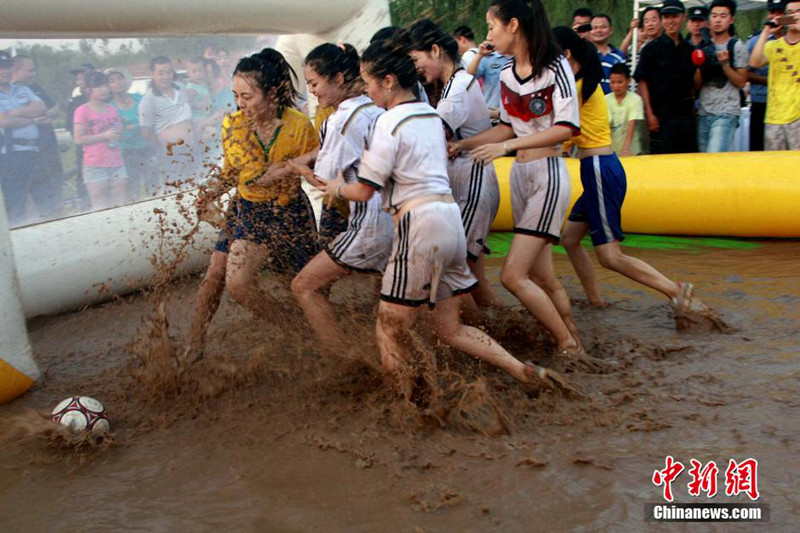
[697, 27, 730, 88]
[576, 23, 592, 34]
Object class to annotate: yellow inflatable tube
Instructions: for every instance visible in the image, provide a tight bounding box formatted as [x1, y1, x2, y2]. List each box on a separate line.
[491, 151, 800, 238]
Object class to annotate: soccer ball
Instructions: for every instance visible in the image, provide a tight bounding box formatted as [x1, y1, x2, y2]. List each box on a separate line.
[50, 396, 111, 435]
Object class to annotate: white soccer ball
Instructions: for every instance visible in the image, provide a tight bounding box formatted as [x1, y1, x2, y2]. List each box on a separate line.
[50, 396, 111, 435]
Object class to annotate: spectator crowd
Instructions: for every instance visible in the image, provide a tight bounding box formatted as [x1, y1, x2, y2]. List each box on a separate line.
[1, 1, 798, 228]
[1, 46, 236, 226]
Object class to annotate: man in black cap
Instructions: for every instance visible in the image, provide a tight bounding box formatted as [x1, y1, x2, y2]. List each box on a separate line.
[686, 6, 710, 48]
[0, 50, 46, 225]
[635, 0, 700, 154]
[65, 63, 95, 211]
[747, 0, 785, 151]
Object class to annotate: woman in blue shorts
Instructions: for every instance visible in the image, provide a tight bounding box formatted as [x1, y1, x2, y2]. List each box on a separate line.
[554, 27, 695, 314]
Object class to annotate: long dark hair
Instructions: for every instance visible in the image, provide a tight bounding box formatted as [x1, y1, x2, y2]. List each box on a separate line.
[488, 0, 561, 79]
[234, 48, 299, 111]
[553, 26, 602, 104]
[405, 18, 461, 65]
[304, 43, 361, 86]
[361, 39, 419, 91]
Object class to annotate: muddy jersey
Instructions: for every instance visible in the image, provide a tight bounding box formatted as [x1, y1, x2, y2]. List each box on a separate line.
[359, 101, 451, 213]
[436, 69, 492, 144]
[314, 94, 383, 185]
[498, 55, 581, 142]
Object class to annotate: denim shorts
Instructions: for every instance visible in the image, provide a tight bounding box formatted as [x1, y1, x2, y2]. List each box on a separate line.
[83, 165, 128, 183]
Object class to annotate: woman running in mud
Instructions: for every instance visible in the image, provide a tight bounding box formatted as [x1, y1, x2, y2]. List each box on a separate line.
[448, 0, 586, 365]
[552, 27, 695, 314]
[286, 43, 394, 353]
[183, 49, 320, 364]
[316, 38, 564, 394]
[404, 19, 502, 310]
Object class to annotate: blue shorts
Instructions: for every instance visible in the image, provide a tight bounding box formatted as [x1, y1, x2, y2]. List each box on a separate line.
[568, 153, 626, 247]
[213, 193, 319, 275]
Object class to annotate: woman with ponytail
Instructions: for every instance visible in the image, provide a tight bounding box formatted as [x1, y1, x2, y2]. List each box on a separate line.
[183, 48, 319, 365]
[316, 38, 565, 395]
[554, 27, 697, 315]
[286, 43, 393, 353]
[449, 0, 588, 368]
[405, 18, 502, 310]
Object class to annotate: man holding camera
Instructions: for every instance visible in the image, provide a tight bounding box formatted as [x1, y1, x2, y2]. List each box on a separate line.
[750, 0, 800, 150]
[634, 0, 698, 154]
[695, 0, 749, 153]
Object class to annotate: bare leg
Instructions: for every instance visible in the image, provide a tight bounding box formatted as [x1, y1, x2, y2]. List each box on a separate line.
[594, 242, 681, 299]
[85, 180, 111, 210]
[375, 301, 420, 373]
[110, 178, 128, 208]
[187, 250, 228, 354]
[528, 244, 581, 348]
[468, 252, 500, 307]
[225, 239, 285, 317]
[500, 234, 574, 349]
[290, 251, 348, 348]
[562, 220, 608, 306]
[429, 295, 529, 382]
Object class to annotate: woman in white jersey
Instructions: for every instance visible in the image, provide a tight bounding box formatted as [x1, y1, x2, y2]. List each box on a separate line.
[404, 19, 502, 309]
[318, 39, 560, 392]
[288, 43, 394, 351]
[449, 0, 586, 365]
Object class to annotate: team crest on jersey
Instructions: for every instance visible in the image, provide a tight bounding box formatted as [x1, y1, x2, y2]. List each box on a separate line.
[501, 82, 555, 121]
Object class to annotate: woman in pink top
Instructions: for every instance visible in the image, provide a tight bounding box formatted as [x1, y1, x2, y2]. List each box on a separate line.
[73, 71, 128, 210]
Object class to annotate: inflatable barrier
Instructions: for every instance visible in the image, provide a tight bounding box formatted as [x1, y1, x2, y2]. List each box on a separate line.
[0, 191, 39, 404]
[491, 151, 800, 238]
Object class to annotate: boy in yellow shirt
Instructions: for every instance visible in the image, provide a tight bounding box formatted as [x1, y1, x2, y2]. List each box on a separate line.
[605, 63, 644, 156]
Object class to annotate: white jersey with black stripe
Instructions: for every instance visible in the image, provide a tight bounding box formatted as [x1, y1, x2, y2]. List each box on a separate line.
[314, 94, 383, 186]
[498, 55, 581, 139]
[436, 69, 491, 144]
[359, 101, 451, 213]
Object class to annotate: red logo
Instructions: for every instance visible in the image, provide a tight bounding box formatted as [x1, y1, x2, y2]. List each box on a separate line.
[652, 457, 760, 502]
[724, 458, 760, 501]
[652, 456, 685, 502]
[501, 82, 554, 122]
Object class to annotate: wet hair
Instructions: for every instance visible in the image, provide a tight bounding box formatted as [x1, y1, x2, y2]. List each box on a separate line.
[203, 58, 221, 79]
[453, 26, 475, 41]
[361, 38, 419, 90]
[710, 0, 737, 16]
[405, 19, 461, 65]
[488, 0, 561, 80]
[370, 26, 401, 44]
[609, 62, 630, 78]
[304, 42, 360, 86]
[553, 26, 602, 104]
[592, 13, 612, 26]
[85, 70, 110, 89]
[150, 56, 171, 71]
[234, 48, 300, 111]
[572, 7, 593, 20]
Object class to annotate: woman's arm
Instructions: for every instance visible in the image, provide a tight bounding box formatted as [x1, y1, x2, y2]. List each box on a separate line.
[469, 125, 572, 162]
[73, 122, 119, 146]
[449, 123, 514, 156]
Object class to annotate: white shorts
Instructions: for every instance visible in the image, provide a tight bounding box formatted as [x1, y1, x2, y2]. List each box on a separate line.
[326, 195, 394, 273]
[448, 157, 500, 260]
[381, 201, 477, 307]
[510, 157, 571, 243]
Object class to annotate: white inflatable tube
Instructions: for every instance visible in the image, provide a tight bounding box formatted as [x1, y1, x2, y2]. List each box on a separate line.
[11, 191, 220, 318]
[0, 189, 40, 404]
[0, 0, 383, 37]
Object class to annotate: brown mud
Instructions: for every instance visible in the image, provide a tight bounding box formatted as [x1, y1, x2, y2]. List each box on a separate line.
[1, 243, 799, 532]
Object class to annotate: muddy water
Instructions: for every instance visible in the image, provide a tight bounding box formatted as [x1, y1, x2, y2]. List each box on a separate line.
[1, 241, 799, 532]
